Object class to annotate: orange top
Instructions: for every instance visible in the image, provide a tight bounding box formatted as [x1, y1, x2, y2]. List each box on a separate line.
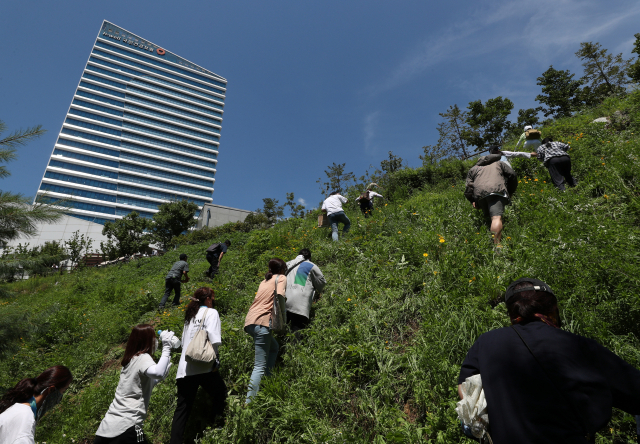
[244, 275, 287, 328]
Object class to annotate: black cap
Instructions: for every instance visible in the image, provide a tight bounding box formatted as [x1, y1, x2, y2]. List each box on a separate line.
[505, 277, 555, 302]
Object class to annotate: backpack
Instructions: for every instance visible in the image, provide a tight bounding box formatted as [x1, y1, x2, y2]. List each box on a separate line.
[206, 243, 222, 254]
[359, 191, 371, 203]
[525, 129, 541, 140]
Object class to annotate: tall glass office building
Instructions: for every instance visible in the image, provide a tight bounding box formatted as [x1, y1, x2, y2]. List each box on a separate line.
[36, 20, 226, 224]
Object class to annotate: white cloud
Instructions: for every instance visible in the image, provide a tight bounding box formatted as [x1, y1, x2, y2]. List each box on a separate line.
[297, 197, 307, 206]
[363, 111, 380, 156]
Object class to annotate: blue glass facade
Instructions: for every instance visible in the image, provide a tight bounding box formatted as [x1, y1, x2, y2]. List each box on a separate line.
[37, 20, 225, 223]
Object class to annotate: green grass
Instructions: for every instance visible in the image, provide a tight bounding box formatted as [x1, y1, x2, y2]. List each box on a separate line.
[2, 92, 640, 443]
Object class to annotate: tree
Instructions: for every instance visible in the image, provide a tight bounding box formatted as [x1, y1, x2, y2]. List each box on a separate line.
[463, 97, 514, 150]
[629, 33, 640, 84]
[438, 104, 470, 158]
[255, 198, 284, 224]
[380, 151, 404, 175]
[285, 192, 306, 218]
[0, 120, 63, 243]
[64, 230, 93, 267]
[575, 42, 631, 98]
[99, 238, 118, 261]
[151, 199, 199, 250]
[535, 66, 584, 118]
[102, 212, 152, 257]
[316, 162, 356, 197]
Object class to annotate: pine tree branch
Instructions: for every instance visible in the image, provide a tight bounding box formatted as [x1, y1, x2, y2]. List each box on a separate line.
[0, 124, 46, 149]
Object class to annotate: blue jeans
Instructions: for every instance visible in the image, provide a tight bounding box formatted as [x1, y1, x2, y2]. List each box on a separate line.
[244, 324, 279, 403]
[328, 211, 351, 242]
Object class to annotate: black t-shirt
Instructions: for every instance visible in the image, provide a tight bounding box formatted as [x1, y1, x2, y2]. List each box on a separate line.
[458, 322, 640, 444]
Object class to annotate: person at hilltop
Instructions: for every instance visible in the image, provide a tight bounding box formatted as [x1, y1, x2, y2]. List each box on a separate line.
[159, 253, 189, 310]
[514, 125, 543, 152]
[458, 278, 640, 444]
[537, 136, 577, 191]
[169, 287, 226, 444]
[464, 153, 518, 246]
[205, 240, 231, 279]
[244, 258, 287, 404]
[285, 249, 326, 340]
[0, 365, 73, 444]
[489, 145, 538, 169]
[355, 186, 383, 218]
[95, 325, 176, 444]
[322, 191, 351, 242]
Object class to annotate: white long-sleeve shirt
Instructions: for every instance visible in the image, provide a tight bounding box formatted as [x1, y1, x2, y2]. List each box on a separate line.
[356, 191, 383, 201]
[498, 151, 532, 168]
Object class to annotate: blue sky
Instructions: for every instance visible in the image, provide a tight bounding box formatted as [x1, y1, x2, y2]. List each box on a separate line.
[1, 0, 639, 213]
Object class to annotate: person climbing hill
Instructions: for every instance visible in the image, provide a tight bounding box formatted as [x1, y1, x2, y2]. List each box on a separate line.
[355, 187, 383, 218]
[205, 240, 230, 279]
[285, 249, 326, 339]
[537, 137, 576, 191]
[464, 153, 518, 246]
[514, 125, 543, 152]
[321, 191, 350, 242]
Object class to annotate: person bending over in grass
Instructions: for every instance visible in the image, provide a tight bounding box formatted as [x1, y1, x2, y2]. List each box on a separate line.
[244, 258, 287, 404]
[536, 137, 576, 191]
[285, 248, 326, 340]
[321, 191, 350, 242]
[464, 153, 517, 246]
[170, 287, 226, 444]
[458, 278, 640, 444]
[159, 253, 189, 309]
[0, 365, 73, 444]
[95, 324, 176, 444]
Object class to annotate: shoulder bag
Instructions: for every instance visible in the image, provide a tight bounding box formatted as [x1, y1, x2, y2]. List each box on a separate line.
[269, 276, 287, 333]
[185, 308, 217, 364]
[285, 259, 306, 276]
[511, 326, 593, 442]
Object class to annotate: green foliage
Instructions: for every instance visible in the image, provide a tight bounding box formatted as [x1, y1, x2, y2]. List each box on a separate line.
[629, 33, 640, 84]
[536, 65, 585, 119]
[317, 162, 356, 197]
[285, 192, 306, 218]
[151, 199, 199, 250]
[463, 96, 514, 149]
[3, 93, 640, 443]
[256, 198, 284, 224]
[102, 212, 152, 256]
[575, 41, 631, 99]
[64, 230, 93, 267]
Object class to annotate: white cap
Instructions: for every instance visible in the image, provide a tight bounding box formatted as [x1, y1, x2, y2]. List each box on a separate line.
[524, 125, 533, 131]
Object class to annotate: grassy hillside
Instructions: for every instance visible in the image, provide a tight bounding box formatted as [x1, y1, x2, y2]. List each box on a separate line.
[2, 92, 640, 443]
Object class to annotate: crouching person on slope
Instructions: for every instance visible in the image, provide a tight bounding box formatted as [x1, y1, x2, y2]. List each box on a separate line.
[0, 365, 73, 444]
[458, 278, 640, 444]
[170, 287, 226, 444]
[95, 325, 176, 444]
[464, 153, 517, 246]
[285, 248, 326, 340]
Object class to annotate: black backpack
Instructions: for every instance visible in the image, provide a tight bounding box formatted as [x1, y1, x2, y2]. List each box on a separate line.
[359, 191, 371, 205]
[206, 243, 222, 254]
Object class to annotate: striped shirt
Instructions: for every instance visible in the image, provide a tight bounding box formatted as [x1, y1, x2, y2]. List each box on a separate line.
[536, 142, 570, 166]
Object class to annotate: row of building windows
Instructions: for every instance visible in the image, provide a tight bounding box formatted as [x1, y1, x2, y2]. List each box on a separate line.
[40, 183, 116, 202]
[75, 90, 125, 108]
[82, 72, 126, 90]
[94, 41, 227, 89]
[68, 109, 122, 127]
[53, 148, 119, 168]
[120, 141, 216, 168]
[129, 78, 224, 109]
[57, 138, 120, 158]
[119, 162, 212, 187]
[125, 103, 220, 133]
[122, 121, 218, 149]
[79, 81, 126, 98]
[49, 159, 119, 179]
[118, 173, 212, 197]
[44, 171, 118, 191]
[117, 195, 160, 210]
[124, 109, 219, 139]
[125, 94, 221, 125]
[116, 183, 207, 204]
[65, 118, 122, 137]
[86, 65, 132, 83]
[126, 85, 222, 118]
[69, 213, 115, 224]
[90, 51, 225, 96]
[115, 208, 154, 218]
[46, 198, 116, 215]
[72, 99, 123, 117]
[88, 58, 225, 104]
[61, 128, 120, 147]
[122, 130, 216, 159]
[120, 151, 214, 178]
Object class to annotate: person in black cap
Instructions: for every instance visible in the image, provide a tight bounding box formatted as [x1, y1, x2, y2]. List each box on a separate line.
[457, 277, 640, 444]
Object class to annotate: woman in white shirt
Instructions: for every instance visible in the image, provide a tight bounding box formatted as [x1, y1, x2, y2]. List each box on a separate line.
[94, 324, 176, 444]
[169, 287, 225, 444]
[0, 365, 73, 444]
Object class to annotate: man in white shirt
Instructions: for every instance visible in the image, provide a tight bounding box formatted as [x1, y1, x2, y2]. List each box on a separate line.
[321, 191, 351, 242]
[355, 187, 383, 218]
